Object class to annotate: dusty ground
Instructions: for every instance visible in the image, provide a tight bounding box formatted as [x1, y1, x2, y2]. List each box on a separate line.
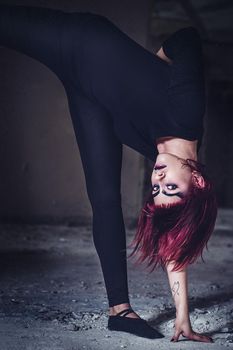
[0, 208, 233, 350]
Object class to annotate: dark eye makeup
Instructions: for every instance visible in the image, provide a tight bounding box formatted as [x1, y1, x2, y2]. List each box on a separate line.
[152, 184, 178, 191]
[152, 184, 184, 199]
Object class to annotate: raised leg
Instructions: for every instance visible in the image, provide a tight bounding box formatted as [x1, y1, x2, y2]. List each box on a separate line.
[0, 4, 66, 78]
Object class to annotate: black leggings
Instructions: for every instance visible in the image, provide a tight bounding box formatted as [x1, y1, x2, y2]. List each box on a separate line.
[0, 4, 130, 307]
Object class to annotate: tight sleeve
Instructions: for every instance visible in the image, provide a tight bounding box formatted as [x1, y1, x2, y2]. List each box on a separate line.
[162, 27, 206, 146]
[162, 26, 202, 61]
[162, 26, 205, 89]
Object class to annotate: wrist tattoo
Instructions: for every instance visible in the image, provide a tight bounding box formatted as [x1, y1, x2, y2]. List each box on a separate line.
[171, 281, 180, 297]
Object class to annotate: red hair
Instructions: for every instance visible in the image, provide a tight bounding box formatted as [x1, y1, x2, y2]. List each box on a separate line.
[127, 159, 218, 272]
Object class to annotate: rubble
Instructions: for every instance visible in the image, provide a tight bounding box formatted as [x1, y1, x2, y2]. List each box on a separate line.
[0, 222, 232, 349]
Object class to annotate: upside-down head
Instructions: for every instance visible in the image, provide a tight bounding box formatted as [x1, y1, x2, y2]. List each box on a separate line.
[128, 156, 218, 272]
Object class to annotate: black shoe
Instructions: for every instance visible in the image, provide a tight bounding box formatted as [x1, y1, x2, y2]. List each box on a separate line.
[107, 307, 164, 339]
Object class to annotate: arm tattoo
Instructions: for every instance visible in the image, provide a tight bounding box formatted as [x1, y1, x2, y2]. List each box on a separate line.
[171, 281, 180, 297]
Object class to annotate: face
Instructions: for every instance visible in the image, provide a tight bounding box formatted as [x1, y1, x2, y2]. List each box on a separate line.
[151, 153, 193, 205]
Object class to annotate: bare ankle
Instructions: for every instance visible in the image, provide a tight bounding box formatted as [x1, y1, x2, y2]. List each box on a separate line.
[109, 302, 131, 315]
[109, 303, 140, 319]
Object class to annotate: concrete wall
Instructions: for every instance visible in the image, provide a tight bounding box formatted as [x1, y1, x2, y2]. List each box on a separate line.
[0, 0, 151, 225]
[204, 80, 233, 208]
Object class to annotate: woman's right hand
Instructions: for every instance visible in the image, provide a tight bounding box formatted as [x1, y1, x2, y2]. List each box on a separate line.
[171, 316, 213, 343]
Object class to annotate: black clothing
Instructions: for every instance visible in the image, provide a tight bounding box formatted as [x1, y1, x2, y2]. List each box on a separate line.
[0, 5, 205, 307]
[108, 307, 164, 338]
[71, 15, 205, 162]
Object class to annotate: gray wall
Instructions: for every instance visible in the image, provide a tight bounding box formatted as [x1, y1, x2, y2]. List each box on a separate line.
[205, 80, 233, 207]
[0, 0, 151, 225]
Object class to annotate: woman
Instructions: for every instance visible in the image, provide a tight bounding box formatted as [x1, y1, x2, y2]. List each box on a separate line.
[0, 4, 217, 342]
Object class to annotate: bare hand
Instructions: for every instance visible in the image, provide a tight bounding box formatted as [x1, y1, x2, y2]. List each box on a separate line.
[155, 47, 173, 65]
[171, 317, 213, 343]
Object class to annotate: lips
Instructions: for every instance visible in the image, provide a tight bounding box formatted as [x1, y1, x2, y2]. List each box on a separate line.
[154, 164, 167, 170]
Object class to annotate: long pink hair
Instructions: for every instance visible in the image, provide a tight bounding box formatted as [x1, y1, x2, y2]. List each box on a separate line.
[127, 159, 218, 272]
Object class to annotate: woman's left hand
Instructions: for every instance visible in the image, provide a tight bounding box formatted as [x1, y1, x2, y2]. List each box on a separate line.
[171, 317, 213, 343]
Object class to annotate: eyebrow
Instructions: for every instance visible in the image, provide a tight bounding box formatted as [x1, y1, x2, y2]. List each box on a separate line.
[152, 189, 184, 199]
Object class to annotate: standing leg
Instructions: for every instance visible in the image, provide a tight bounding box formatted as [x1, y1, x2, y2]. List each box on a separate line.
[63, 88, 165, 339]
[63, 81, 132, 309]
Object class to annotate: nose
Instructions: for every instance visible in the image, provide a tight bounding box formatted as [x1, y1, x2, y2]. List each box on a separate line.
[154, 170, 166, 179]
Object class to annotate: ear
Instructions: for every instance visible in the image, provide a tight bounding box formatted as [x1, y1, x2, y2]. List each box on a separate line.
[192, 171, 205, 189]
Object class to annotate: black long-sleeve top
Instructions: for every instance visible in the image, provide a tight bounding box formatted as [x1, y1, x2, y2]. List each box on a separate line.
[63, 13, 206, 163]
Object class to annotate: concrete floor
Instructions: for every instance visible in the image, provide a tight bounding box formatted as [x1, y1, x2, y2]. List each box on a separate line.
[0, 208, 233, 350]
